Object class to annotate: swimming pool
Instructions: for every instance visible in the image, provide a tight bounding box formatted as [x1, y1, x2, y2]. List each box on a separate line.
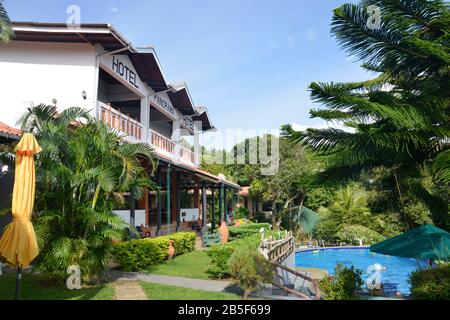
[296, 248, 426, 296]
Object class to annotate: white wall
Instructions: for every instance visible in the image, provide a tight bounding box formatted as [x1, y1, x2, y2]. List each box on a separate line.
[0, 41, 98, 128]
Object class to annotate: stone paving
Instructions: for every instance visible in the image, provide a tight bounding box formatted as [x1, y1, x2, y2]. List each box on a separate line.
[114, 281, 148, 300]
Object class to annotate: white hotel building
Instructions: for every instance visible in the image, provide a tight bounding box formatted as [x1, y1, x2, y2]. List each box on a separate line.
[0, 22, 240, 236]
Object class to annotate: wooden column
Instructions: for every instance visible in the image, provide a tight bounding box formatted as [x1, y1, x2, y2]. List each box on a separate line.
[130, 187, 136, 227]
[193, 176, 200, 209]
[166, 165, 171, 236]
[231, 191, 235, 220]
[171, 168, 178, 230]
[211, 187, 216, 233]
[202, 183, 207, 228]
[224, 187, 228, 222]
[219, 183, 224, 223]
[176, 172, 181, 232]
[157, 171, 162, 236]
[144, 188, 149, 227]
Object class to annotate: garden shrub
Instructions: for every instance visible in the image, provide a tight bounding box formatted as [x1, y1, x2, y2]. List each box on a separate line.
[207, 231, 275, 279]
[410, 264, 450, 300]
[170, 232, 197, 255]
[228, 245, 274, 299]
[337, 225, 384, 245]
[228, 223, 271, 241]
[235, 207, 250, 219]
[319, 264, 364, 300]
[206, 244, 236, 279]
[112, 232, 196, 271]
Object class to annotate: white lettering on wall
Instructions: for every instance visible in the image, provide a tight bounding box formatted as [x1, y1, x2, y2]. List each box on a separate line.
[153, 93, 175, 116]
[112, 56, 140, 89]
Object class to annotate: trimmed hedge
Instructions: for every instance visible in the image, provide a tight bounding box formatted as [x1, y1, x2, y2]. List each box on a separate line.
[410, 264, 450, 300]
[111, 232, 196, 272]
[229, 223, 271, 242]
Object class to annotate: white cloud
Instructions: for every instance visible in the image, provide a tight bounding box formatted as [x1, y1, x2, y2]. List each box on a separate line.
[287, 35, 295, 49]
[109, 7, 119, 13]
[306, 28, 317, 41]
[268, 41, 278, 49]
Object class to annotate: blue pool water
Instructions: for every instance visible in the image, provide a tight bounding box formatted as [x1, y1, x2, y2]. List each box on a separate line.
[296, 248, 426, 296]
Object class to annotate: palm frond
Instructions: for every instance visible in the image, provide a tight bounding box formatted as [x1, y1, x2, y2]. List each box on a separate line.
[0, 3, 14, 43]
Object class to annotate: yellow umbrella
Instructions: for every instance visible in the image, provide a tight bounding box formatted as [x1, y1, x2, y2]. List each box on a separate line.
[0, 133, 41, 299]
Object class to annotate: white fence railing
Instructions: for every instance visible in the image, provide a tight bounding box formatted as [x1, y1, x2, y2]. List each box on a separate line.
[98, 102, 143, 141]
[97, 101, 197, 166]
[150, 130, 176, 156]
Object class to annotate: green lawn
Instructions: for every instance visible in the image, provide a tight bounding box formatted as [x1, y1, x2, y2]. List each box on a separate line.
[140, 282, 241, 300]
[148, 250, 212, 280]
[0, 273, 115, 300]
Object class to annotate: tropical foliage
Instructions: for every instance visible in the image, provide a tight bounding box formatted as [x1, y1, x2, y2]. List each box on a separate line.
[314, 185, 390, 242]
[320, 264, 364, 300]
[282, 0, 450, 230]
[228, 246, 274, 300]
[410, 263, 450, 300]
[17, 104, 156, 283]
[0, 2, 14, 43]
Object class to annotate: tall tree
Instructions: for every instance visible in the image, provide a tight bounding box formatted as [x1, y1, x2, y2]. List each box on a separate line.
[0, 2, 14, 43]
[282, 0, 450, 228]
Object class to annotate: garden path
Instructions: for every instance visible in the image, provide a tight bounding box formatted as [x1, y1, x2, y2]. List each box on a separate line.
[114, 281, 148, 300]
[109, 270, 241, 294]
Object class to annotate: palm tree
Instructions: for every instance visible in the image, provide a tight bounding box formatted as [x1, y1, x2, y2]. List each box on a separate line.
[282, 0, 449, 171]
[282, 0, 449, 227]
[434, 150, 450, 184]
[0, 2, 14, 43]
[18, 104, 158, 283]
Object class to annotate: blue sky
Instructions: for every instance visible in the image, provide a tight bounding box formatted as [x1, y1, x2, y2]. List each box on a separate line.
[4, 0, 369, 149]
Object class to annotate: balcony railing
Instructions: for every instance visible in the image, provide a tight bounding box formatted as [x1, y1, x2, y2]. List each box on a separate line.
[97, 102, 197, 167]
[150, 130, 176, 156]
[98, 102, 143, 141]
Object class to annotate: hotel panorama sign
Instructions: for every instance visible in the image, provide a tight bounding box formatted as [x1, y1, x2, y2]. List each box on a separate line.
[100, 55, 194, 129]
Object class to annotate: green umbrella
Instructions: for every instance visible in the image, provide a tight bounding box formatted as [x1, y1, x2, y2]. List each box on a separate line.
[288, 206, 320, 234]
[370, 224, 450, 261]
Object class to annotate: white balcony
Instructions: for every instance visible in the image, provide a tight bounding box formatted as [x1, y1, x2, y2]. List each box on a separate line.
[97, 101, 198, 167]
[98, 102, 143, 142]
[150, 129, 176, 157]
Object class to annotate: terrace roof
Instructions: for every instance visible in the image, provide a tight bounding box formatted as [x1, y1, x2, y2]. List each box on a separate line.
[0, 122, 21, 140]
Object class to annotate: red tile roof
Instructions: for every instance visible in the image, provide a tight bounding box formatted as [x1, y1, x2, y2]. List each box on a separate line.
[0, 122, 21, 138]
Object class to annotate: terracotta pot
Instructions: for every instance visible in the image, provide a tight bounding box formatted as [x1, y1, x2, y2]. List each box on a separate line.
[219, 222, 229, 244]
[168, 240, 175, 259]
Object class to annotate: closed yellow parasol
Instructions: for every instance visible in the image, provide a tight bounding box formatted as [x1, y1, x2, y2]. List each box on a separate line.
[0, 133, 41, 299]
